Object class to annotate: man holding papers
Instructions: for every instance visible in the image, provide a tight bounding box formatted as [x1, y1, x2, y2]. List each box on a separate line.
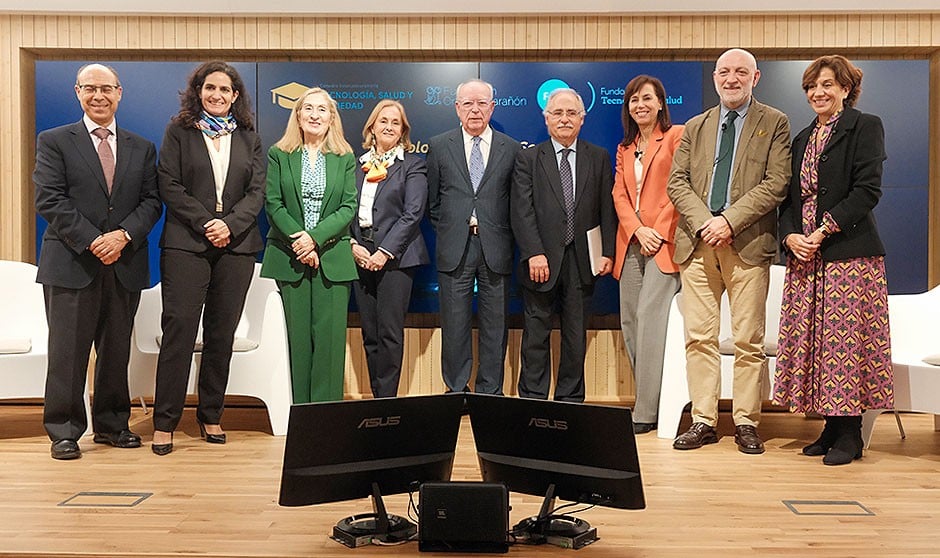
[510, 88, 616, 402]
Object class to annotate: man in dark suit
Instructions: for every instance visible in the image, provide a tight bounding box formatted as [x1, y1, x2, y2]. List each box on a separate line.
[427, 79, 520, 394]
[511, 88, 616, 402]
[667, 48, 791, 454]
[34, 63, 161, 460]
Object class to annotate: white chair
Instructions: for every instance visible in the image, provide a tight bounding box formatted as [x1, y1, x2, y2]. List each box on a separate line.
[0, 260, 93, 437]
[0, 261, 48, 401]
[128, 263, 292, 435]
[861, 286, 940, 447]
[657, 264, 785, 439]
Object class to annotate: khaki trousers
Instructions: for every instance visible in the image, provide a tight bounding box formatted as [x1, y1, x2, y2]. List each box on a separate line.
[679, 243, 769, 428]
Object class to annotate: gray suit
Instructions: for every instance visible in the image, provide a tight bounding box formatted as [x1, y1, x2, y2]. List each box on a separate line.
[427, 127, 520, 393]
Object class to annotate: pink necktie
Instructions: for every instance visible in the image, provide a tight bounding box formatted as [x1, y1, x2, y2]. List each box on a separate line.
[92, 127, 115, 192]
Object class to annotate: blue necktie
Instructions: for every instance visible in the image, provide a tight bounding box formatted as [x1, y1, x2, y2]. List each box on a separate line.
[710, 110, 739, 212]
[560, 148, 574, 245]
[469, 136, 484, 192]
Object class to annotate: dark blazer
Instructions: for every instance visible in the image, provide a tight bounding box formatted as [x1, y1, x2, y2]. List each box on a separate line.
[779, 107, 886, 262]
[426, 127, 520, 274]
[260, 146, 358, 284]
[511, 138, 616, 292]
[157, 124, 265, 255]
[352, 152, 429, 269]
[34, 121, 161, 290]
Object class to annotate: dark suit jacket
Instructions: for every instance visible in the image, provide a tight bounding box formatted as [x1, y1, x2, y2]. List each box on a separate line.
[426, 127, 520, 274]
[157, 124, 265, 255]
[511, 139, 616, 292]
[260, 146, 358, 284]
[667, 99, 791, 266]
[34, 121, 161, 290]
[779, 107, 887, 262]
[352, 152, 429, 269]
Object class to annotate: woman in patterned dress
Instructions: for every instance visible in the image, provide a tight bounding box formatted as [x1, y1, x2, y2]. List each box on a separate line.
[261, 88, 358, 404]
[774, 55, 893, 466]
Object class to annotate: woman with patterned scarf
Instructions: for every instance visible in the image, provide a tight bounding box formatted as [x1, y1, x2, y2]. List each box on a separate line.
[350, 100, 429, 398]
[151, 61, 266, 455]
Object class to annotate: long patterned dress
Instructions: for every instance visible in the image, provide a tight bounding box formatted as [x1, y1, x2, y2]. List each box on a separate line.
[773, 112, 894, 416]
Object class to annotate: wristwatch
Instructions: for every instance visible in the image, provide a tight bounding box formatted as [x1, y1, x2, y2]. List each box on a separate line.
[121, 229, 132, 242]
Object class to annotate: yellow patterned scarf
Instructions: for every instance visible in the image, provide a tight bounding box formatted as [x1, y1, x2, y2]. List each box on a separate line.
[360, 146, 403, 183]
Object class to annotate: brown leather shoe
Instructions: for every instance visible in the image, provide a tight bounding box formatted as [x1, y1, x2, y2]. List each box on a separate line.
[734, 425, 765, 454]
[673, 422, 718, 450]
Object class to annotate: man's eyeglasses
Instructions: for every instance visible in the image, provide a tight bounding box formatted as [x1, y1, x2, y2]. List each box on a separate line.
[546, 109, 583, 119]
[77, 84, 119, 95]
[457, 99, 492, 110]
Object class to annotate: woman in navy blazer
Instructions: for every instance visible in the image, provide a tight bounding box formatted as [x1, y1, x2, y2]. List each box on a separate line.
[351, 100, 429, 398]
[151, 61, 266, 455]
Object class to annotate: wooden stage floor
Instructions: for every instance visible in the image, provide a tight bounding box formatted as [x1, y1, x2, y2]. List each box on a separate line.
[0, 403, 938, 557]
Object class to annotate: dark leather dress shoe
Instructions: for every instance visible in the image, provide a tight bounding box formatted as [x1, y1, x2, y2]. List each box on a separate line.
[93, 429, 142, 448]
[734, 425, 765, 454]
[152, 432, 174, 456]
[633, 422, 657, 435]
[673, 422, 718, 450]
[51, 439, 81, 460]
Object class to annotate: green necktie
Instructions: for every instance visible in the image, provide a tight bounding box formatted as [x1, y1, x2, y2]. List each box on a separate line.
[710, 110, 739, 212]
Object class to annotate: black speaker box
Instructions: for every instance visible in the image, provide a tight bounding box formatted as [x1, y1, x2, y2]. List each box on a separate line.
[418, 481, 509, 553]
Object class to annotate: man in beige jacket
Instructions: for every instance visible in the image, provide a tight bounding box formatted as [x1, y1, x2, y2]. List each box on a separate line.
[667, 48, 791, 455]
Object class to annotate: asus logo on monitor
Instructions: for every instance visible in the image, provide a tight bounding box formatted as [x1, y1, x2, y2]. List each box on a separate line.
[358, 416, 401, 429]
[528, 417, 568, 431]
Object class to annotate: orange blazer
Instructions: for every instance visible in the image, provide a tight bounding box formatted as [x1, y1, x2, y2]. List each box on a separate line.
[612, 124, 684, 278]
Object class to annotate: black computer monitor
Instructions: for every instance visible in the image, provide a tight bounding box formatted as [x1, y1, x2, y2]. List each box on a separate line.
[467, 394, 645, 547]
[278, 393, 464, 546]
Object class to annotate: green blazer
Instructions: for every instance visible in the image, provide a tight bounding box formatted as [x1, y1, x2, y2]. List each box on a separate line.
[260, 146, 358, 283]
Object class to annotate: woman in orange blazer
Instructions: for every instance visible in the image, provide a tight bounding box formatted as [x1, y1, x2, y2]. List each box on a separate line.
[612, 75, 684, 434]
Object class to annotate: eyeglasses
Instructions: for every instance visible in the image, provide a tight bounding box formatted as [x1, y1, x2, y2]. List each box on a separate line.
[457, 99, 493, 110]
[546, 109, 583, 119]
[77, 84, 119, 95]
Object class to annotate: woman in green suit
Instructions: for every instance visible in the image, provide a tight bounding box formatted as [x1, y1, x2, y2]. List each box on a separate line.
[261, 87, 357, 403]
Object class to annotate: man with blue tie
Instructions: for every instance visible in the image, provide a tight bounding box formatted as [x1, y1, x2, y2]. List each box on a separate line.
[511, 88, 616, 402]
[427, 79, 520, 394]
[34, 63, 161, 460]
[667, 49, 791, 454]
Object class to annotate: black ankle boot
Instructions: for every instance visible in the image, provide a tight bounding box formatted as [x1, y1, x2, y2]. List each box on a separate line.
[823, 416, 863, 466]
[803, 416, 837, 456]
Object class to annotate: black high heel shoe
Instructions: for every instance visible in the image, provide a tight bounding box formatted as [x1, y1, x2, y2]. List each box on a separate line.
[198, 421, 227, 445]
[152, 432, 173, 456]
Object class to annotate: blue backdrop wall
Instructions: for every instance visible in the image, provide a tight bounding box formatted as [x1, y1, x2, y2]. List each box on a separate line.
[35, 59, 929, 318]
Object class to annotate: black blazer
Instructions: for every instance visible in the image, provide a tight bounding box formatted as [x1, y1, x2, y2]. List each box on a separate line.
[157, 123, 266, 255]
[34, 121, 161, 290]
[779, 107, 887, 261]
[511, 138, 616, 291]
[352, 152, 429, 270]
[426, 127, 520, 274]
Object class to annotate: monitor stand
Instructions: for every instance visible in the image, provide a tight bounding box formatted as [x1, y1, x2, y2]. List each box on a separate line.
[331, 483, 417, 548]
[511, 484, 599, 550]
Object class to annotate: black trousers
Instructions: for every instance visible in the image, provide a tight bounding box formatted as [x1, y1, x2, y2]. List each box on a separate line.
[43, 267, 139, 441]
[152, 248, 254, 432]
[353, 239, 416, 398]
[518, 245, 592, 402]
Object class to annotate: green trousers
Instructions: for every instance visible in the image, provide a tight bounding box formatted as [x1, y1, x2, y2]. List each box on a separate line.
[278, 269, 350, 404]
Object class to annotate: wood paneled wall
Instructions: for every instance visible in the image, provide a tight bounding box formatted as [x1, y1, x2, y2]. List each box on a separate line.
[2, 13, 938, 400]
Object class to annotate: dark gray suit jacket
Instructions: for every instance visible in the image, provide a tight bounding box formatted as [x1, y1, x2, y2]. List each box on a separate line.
[352, 152, 429, 269]
[426, 127, 520, 274]
[511, 138, 616, 292]
[34, 120, 161, 290]
[157, 123, 266, 255]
